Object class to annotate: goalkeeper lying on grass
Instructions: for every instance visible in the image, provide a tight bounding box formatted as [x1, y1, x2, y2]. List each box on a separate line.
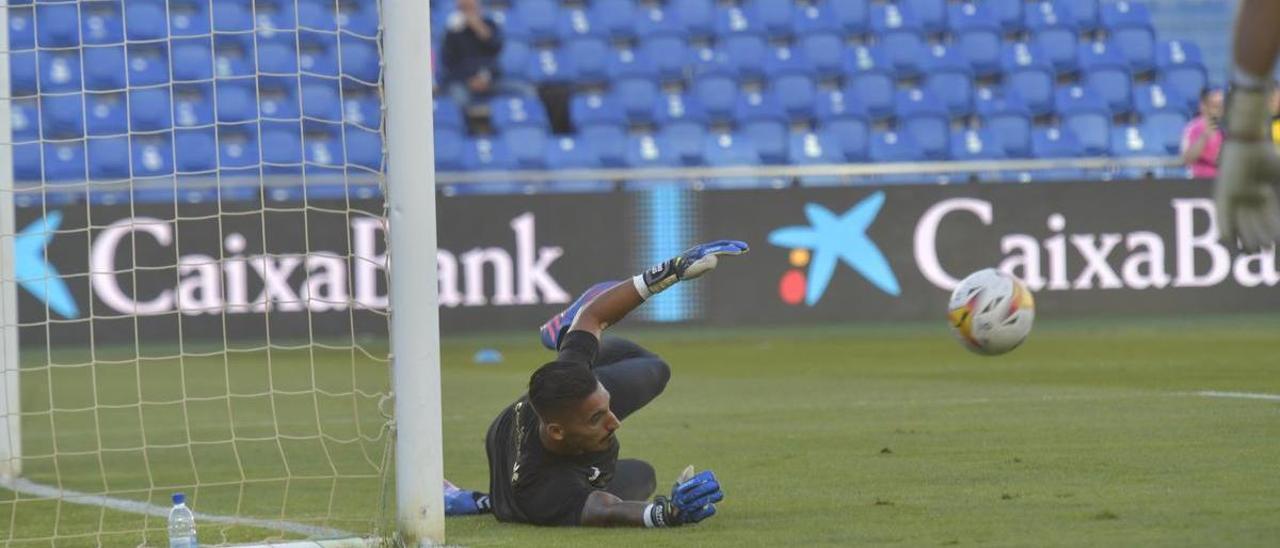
[443, 240, 748, 527]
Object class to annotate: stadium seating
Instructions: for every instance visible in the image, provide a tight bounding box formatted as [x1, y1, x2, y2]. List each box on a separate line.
[9, 0, 1206, 186]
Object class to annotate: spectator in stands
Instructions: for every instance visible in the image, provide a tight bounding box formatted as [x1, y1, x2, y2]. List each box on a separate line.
[440, 0, 530, 106]
[1181, 88, 1224, 179]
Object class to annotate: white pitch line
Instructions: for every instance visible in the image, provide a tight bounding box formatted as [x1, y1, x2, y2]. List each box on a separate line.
[1193, 391, 1280, 402]
[0, 477, 356, 540]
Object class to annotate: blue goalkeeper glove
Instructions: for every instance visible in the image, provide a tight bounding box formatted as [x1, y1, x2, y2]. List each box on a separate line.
[645, 468, 724, 527]
[633, 240, 749, 300]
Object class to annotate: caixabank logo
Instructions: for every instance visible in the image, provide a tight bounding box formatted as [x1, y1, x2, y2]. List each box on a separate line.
[767, 191, 901, 306]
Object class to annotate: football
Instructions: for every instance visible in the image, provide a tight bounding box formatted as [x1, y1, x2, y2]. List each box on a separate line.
[947, 269, 1036, 356]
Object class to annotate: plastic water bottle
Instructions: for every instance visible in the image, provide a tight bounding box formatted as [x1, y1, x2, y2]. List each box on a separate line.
[167, 493, 198, 547]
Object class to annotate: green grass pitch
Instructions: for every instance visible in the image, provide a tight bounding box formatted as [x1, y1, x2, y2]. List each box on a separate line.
[4, 315, 1280, 546]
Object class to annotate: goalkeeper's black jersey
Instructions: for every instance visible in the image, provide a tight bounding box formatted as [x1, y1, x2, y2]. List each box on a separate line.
[484, 333, 620, 526]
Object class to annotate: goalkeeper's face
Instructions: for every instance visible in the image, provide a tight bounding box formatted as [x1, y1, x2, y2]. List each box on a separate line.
[554, 383, 621, 453]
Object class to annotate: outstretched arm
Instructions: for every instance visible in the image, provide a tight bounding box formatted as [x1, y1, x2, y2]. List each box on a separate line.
[579, 470, 725, 528]
[568, 240, 750, 340]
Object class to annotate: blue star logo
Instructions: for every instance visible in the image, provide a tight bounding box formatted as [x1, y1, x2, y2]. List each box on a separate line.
[14, 211, 80, 319]
[767, 192, 900, 305]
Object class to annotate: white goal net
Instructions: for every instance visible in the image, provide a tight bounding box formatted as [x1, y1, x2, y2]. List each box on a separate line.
[0, 0, 441, 545]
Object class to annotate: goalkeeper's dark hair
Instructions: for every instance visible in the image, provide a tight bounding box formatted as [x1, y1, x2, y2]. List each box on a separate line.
[528, 361, 599, 421]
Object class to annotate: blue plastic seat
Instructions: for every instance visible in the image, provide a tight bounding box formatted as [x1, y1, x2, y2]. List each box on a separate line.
[869, 130, 925, 163]
[303, 80, 343, 122]
[658, 122, 707, 166]
[434, 128, 465, 171]
[1110, 125, 1161, 157]
[742, 119, 788, 164]
[675, 0, 716, 38]
[216, 125, 261, 171]
[257, 32, 300, 75]
[83, 0, 125, 45]
[950, 2, 1001, 76]
[693, 73, 738, 123]
[170, 0, 211, 36]
[527, 46, 573, 84]
[634, 2, 681, 39]
[1001, 42, 1056, 116]
[296, 0, 337, 32]
[704, 132, 760, 166]
[721, 35, 768, 81]
[904, 0, 947, 34]
[213, 0, 254, 32]
[789, 130, 843, 165]
[843, 46, 895, 119]
[1056, 86, 1110, 155]
[1027, 2, 1079, 73]
[1031, 126, 1083, 158]
[39, 51, 83, 93]
[256, 0, 298, 32]
[1157, 40, 1207, 113]
[1134, 83, 1189, 116]
[121, 0, 166, 41]
[14, 142, 42, 182]
[607, 45, 655, 81]
[44, 141, 87, 182]
[822, 116, 871, 161]
[217, 80, 259, 123]
[773, 74, 817, 121]
[1141, 112, 1188, 155]
[715, 2, 763, 38]
[462, 137, 515, 171]
[654, 91, 707, 126]
[344, 125, 382, 170]
[299, 34, 339, 76]
[10, 52, 37, 97]
[640, 36, 689, 82]
[627, 133, 680, 167]
[131, 135, 174, 177]
[800, 33, 845, 80]
[923, 45, 975, 116]
[791, 1, 837, 35]
[896, 88, 950, 160]
[571, 91, 626, 129]
[986, 0, 1024, 33]
[516, 0, 560, 43]
[432, 96, 468, 131]
[503, 126, 550, 169]
[215, 35, 257, 78]
[579, 124, 628, 167]
[88, 136, 132, 180]
[261, 125, 304, 171]
[755, 0, 794, 38]
[11, 98, 39, 142]
[616, 77, 661, 124]
[490, 94, 550, 130]
[340, 37, 380, 83]
[566, 38, 610, 83]
[951, 128, 1005, 161]
[590, 0, 637, 41]
[173, 84, 215, 127]
[9, 6, 34, 51]
[41, 94, 85, 138]
[36, 2, 80, 47]
[337, 1, 379, 37]
[129, 88, 173, 132]
[545, 135, 600, 169]
[976, 92, 1033, 158]
[1079, 41, 1133, 114]
[259, 79, 301, 120]
[499, 40, 533, 84]
[174, 128, 218, 173]
[878, 31, 927, 79]
[172, 39, 215, 82]
[82, 46, 127, 91]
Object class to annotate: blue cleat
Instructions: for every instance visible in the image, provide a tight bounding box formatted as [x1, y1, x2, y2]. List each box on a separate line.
[539, 281, 619, 350]
[444, 479, 491, 517]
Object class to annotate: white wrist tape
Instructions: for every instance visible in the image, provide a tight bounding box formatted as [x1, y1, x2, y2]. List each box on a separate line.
[642, 502, 657, 528]
[631, 275, 653, 301]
